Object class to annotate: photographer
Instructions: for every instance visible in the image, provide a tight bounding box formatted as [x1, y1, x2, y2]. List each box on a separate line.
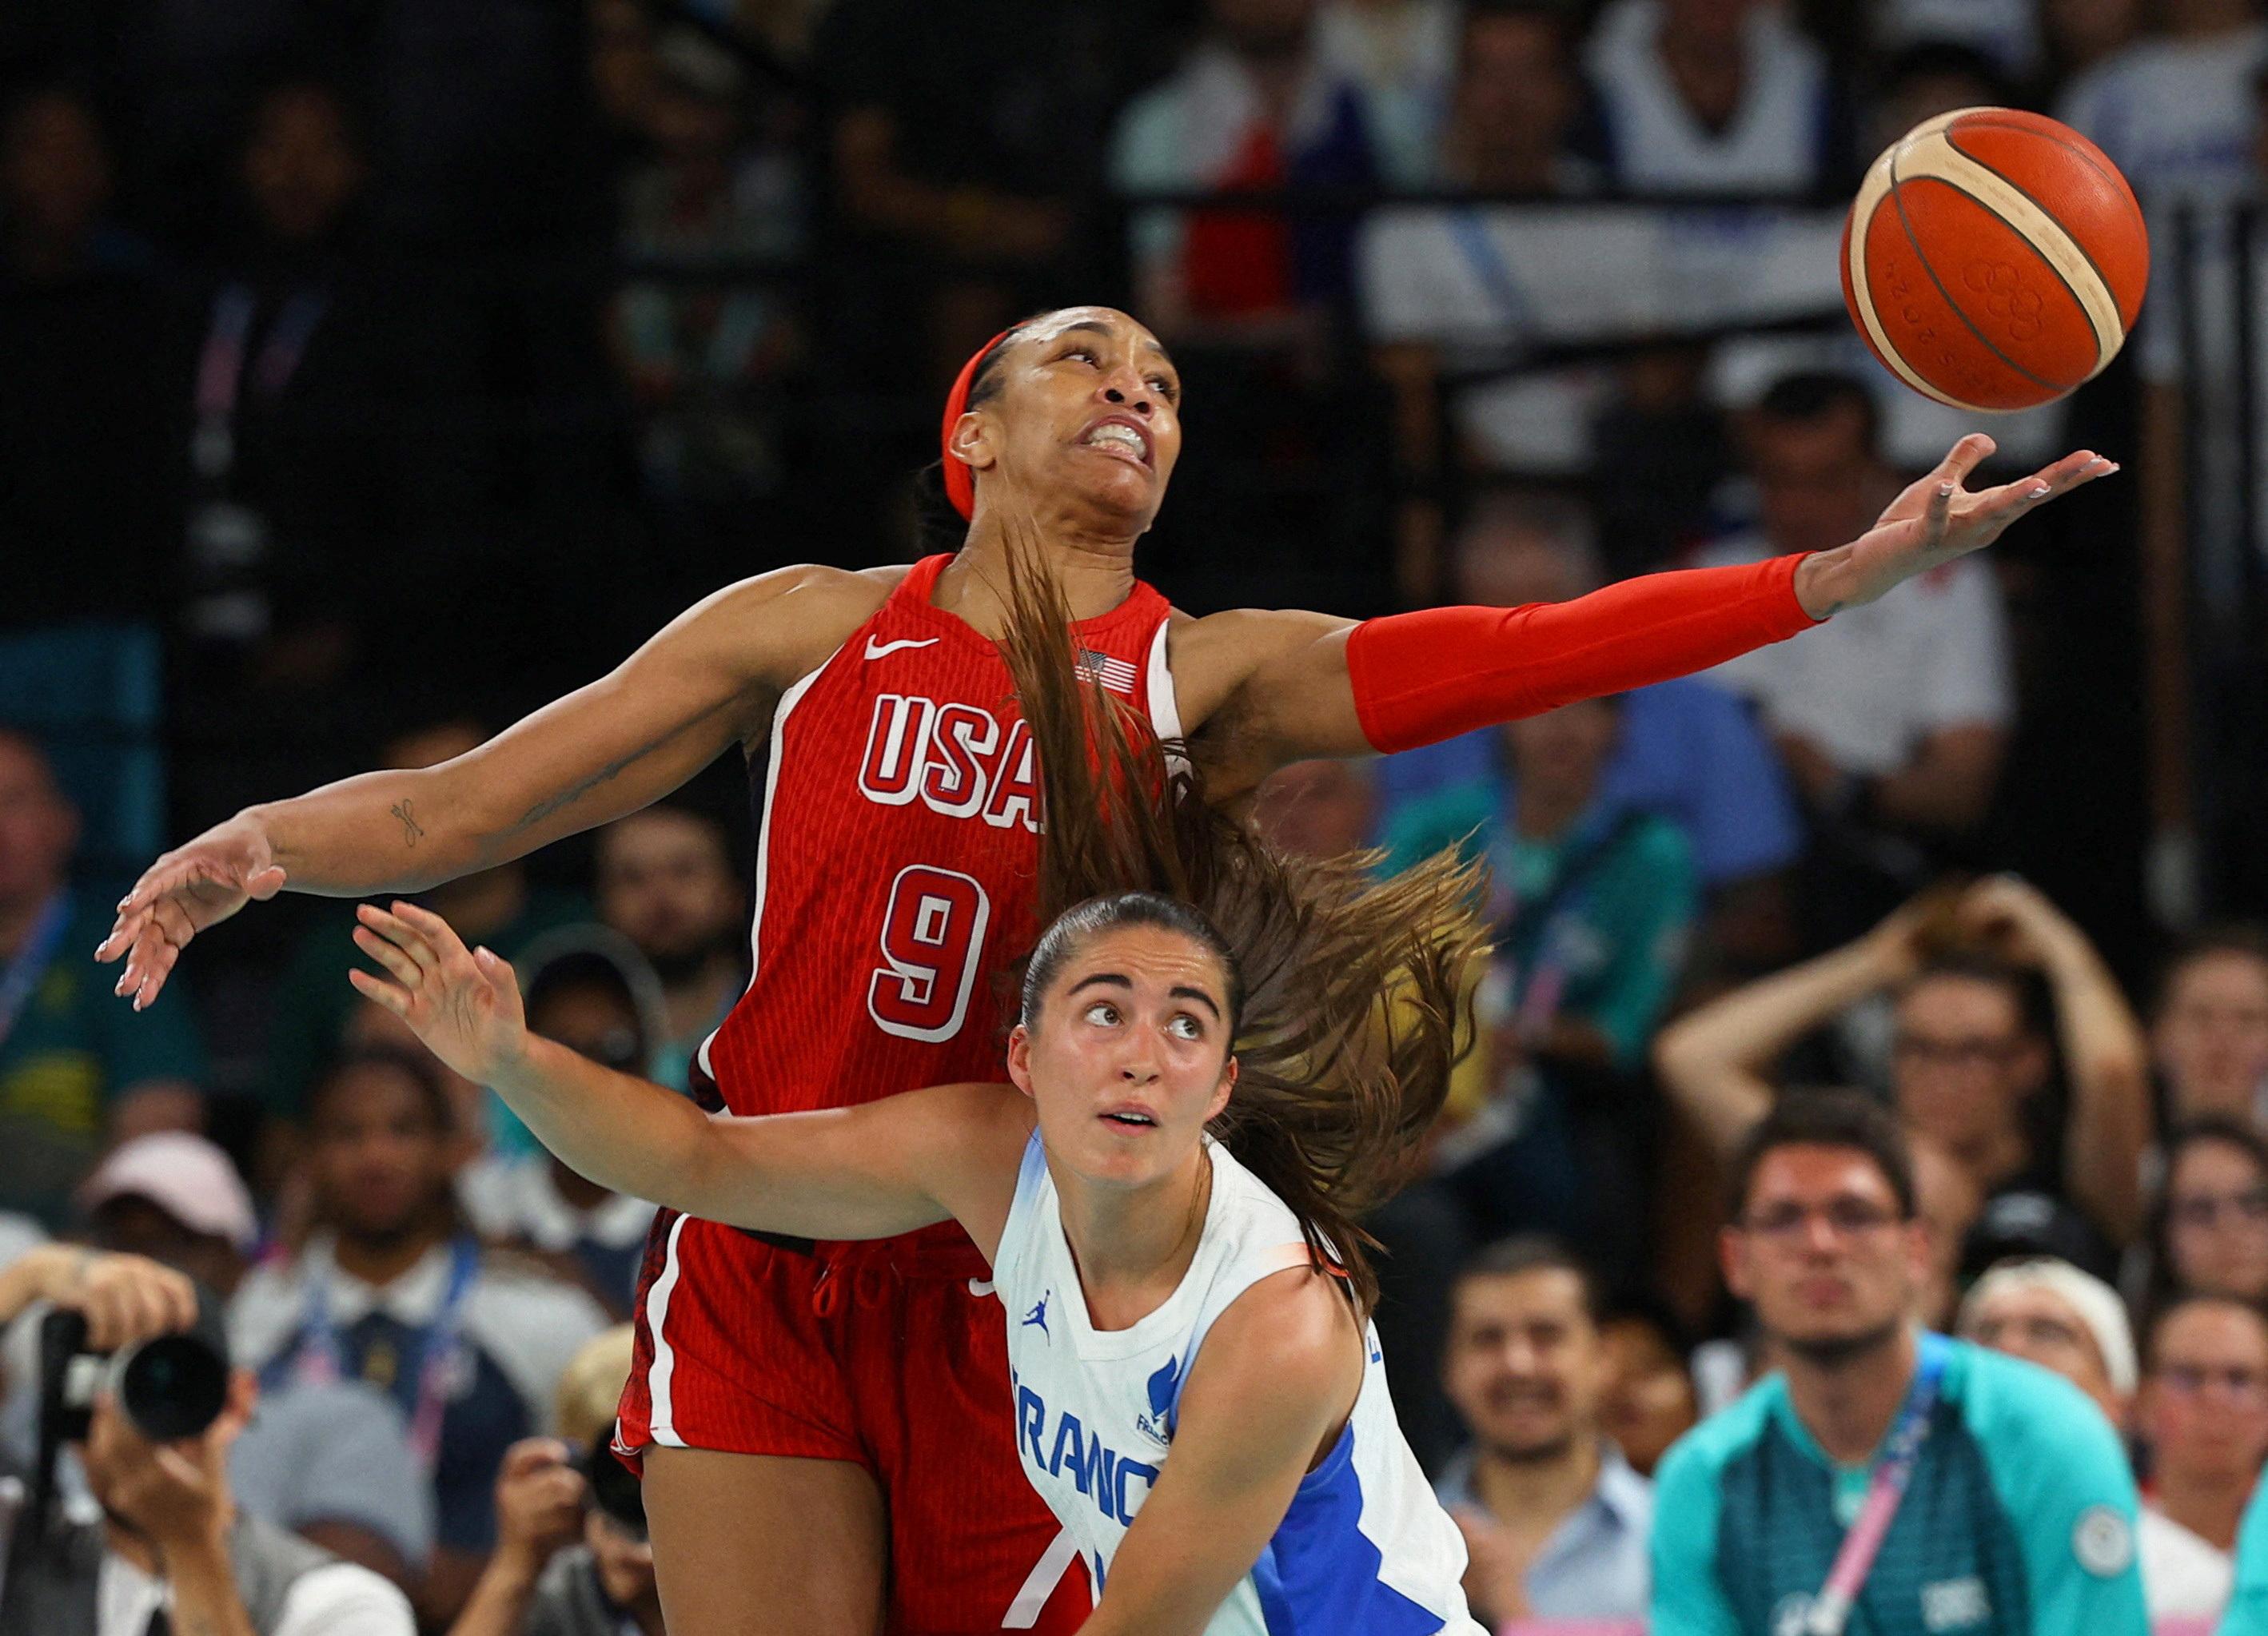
[0, 1245, 413, 1635]
[450, 1329, 660, 1636]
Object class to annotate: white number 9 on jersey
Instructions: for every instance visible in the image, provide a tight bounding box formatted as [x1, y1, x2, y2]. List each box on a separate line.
[868, 866, 993, 1043]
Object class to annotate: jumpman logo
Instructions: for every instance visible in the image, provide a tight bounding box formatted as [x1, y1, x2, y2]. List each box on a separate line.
[1022, 1292, 1051, 1339]
[864, 636, 940, 660]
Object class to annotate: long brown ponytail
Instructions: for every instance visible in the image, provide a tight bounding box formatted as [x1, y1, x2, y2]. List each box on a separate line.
[993, 542, 1487, 1319]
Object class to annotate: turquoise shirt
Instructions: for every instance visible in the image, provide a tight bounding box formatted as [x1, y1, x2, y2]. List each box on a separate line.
[2222, 1481, 2268, 1634]
[1652, 1336, 2147, 1635]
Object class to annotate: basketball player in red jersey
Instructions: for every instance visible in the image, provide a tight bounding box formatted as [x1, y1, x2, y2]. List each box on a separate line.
[98, 308, 2115, 1635]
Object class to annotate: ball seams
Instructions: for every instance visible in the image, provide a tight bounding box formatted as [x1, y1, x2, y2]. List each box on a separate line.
[1943, 116, 2146, 326]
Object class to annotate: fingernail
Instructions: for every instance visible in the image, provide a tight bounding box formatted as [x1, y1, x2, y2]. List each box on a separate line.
[1938, 482, 1955, 497]
[2031, 485, 2051, 498]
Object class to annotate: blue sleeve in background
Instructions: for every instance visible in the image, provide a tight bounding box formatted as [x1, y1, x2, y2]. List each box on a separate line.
[2222, 1483, 2268, 1635]
[1648, 1428, 1743, 1636]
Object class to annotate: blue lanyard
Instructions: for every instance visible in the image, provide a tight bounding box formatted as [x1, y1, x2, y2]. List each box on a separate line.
[1446, 209, 1537, 332]
[294, 1235, 481, 1470]
[1805, 1333, 1952, 1636]
[0, 894, 71, 1051]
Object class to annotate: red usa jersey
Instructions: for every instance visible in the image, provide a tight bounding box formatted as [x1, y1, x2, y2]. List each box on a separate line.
[700, 553, 1179, 1121]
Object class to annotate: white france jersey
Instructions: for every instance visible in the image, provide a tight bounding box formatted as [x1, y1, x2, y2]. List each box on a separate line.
[993, 1132, 1485, 1635]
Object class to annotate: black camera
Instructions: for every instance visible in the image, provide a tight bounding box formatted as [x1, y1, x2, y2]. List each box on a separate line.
[573, 1444, 648, 1541]
[37, 1299, 231, 1447]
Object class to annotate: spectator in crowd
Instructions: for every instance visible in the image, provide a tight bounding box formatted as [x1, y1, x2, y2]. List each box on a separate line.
[2151, 926, 2268, 1126]
[1656, 875, 2153, 1260]
[262, 718, 591, 1130]
[0, 84, 171, 627]
[459, 940, 664, 1318]
[230, 1047, 609, 1626]
[178, 74, 407, 683]
[1584, 0, 1845, 195]
[1959, 1257, 2241, 1623]
[1359, 3, 1605, 588]
[1392, 688, 1697, 1257]
[1434, 1237, 1652, 1626]
[612, 27, 803, 529]
[1911, 1132, 1985, 1327]
[1871, 2, 2038, 78]
[1699, 373, 2015, 945]
[588, 0, 663, 172]
[1372, 496, 1804, 976]
[812, 0, 1128, 378]
[1, 83, 151, 289]
[0, 727, 205, 1224]
[69, 1130, 436, 1591]
[2132, 1296, 2268, 1613]
[2058, 0, 2268, 206]
[1314, 0, 1461, 186]
[449, 1328, 660, 1636]
[2038, 0, 2143, 94]
[2136, 1118, 2268, 1320]
[1248, 757, 1377, 862]
[0, 1245, 417, 1635]
[1956, 1256, 2136, 1428]
[593, 803, 746, 1093]
[1652, 1090, 2147, 1633]
[1112, 0, 1381, 335]
[1595, 1304, 1700, 1479]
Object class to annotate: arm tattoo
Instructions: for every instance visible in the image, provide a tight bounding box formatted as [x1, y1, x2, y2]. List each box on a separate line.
[390, 800, 426, 848]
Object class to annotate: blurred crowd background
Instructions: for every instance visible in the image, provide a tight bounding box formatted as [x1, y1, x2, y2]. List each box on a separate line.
[2, 0, 2268, 1630]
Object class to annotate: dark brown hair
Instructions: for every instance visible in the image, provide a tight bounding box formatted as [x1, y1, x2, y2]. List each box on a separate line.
[996, 545, 1487, 1320]
[1726, 1088, 1917, 1222]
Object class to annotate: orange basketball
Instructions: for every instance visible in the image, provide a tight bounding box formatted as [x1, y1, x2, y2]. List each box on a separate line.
[1842, 107, 2149, 412]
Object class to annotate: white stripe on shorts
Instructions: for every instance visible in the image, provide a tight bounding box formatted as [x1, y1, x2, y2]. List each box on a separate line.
[644, 1214, 692, 1447]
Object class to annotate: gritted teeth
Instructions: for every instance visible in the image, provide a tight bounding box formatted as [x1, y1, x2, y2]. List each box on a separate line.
[1081, 421, 1150, 461]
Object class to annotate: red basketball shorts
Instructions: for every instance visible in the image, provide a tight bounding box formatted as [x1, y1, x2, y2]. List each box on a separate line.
[617, 1212, 1090, 1634]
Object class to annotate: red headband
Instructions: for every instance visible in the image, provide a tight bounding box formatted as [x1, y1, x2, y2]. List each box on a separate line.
[941, 328, 1016, 521]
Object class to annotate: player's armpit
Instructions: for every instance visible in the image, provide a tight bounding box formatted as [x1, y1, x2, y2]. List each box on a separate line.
[696, 1081, 1034, 1258]
[1079, 1268, 1361, 1636]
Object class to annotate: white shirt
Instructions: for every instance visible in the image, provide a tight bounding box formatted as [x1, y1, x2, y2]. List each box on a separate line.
[229, 1236, 608, 1432]
[994, 1133, 1483, 1634]
[2140, 1506, 2234, 1622]
[97, 1549, 414, 1636]
[2057, 26, 2268, 209]
[1313, 0, 1460, 187]
[1586, 0, 1833, 195]
[1699, 531, 2014, 774]
[457, 1158, 657, 1256]
[1357, 201, 1843, 472]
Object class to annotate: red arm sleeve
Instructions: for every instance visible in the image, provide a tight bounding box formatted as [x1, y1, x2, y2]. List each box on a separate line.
[1344, 552, 1820, 754]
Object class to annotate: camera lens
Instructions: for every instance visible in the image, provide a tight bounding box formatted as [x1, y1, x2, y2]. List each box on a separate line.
[113, 1334, 229, 1442]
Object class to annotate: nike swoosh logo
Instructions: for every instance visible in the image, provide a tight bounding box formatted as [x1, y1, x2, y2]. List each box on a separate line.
[865, 636, 940, 659]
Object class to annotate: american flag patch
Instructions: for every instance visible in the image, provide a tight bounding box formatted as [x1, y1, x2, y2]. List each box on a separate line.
[1077, 650, 1138, 696]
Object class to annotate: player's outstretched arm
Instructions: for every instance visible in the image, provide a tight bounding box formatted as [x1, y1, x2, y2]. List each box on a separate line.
[1080, 1268, 1364, 1636]
[95, 564, 889, 1010]
[1178, 436, 2116, 788]
[349, 902, 1032, 1251]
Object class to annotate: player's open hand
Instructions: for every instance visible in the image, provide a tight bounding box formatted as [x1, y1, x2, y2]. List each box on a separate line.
[95, 815, 288, 1011]
[349, 901, 528, 1088]
[1796, 434, 2119, 616]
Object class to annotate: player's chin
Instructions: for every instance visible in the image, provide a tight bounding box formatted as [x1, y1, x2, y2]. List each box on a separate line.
[1065, 456, 1166, 522]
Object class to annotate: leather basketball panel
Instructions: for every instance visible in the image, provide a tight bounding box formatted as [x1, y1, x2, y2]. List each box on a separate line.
[1945, 114, 2149, 329]
[1861, 191, 2066, 411]
[1892, 175, 2102, 393]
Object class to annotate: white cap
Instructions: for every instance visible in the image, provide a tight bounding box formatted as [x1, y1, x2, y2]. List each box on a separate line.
[1958, 1256, 2138, 1395]
[77, 1132, 258, 1253]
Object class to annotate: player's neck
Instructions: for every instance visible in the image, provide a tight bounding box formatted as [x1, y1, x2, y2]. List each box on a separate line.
[1054, 1147, 1213, 1331]
[1784, 1322, 1918, 1467]
[947, 522, 1139, 631]
[1473, 1434, 1603, 1533]
[2154, 1463, 2251, 1552]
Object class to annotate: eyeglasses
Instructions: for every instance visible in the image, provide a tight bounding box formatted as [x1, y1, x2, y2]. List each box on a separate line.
[1890, 1033, 2019, 1069]
[2168, 1188, 2268, 1232]
[2156, 1363, 2268, 1405]
[1740, 1199, 1906, 1243]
